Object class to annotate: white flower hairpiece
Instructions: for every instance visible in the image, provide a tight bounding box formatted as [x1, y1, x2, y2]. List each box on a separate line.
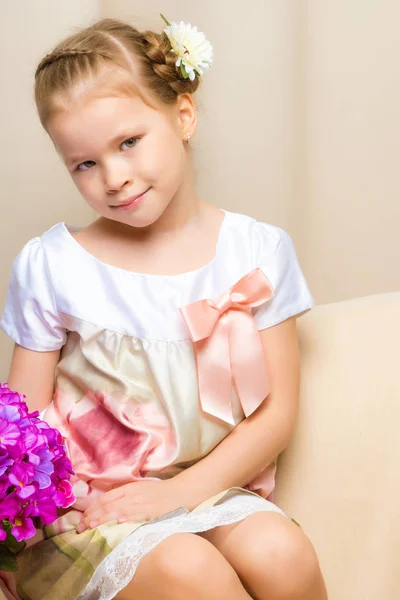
[160, 14, 213, 82]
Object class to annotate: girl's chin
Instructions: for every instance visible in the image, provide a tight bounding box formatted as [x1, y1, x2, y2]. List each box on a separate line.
[104, 209, 163, 230]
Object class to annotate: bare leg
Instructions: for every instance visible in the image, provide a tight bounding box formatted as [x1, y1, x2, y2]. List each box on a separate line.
[114, 532, 254, 600]
[199, 512, 329, 600]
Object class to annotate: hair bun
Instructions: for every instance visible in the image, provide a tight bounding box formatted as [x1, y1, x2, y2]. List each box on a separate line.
[140, 31, 200, 95]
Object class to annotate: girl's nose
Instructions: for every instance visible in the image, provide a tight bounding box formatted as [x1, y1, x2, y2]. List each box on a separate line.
[106, 180, 132, 193]
[104, 166, 133, 192]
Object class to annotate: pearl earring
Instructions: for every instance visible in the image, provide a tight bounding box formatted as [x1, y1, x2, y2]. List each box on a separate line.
[187, 133, 191, 143]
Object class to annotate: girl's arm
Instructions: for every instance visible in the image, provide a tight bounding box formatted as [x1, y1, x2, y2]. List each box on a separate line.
[7, 344, 60, 413]
[173, 316, 300, 505]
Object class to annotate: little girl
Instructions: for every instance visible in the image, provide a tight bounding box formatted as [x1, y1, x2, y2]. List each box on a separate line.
[0, 15, 328, 600]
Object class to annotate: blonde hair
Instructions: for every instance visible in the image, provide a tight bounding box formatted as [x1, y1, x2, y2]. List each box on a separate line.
[34, 18, 201, 129]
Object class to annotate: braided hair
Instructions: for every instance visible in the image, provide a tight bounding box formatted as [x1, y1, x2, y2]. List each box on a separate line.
[34, 18, 201, 128]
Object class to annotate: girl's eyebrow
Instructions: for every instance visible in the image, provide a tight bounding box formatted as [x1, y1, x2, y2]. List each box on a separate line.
[65, 127, 145, 164]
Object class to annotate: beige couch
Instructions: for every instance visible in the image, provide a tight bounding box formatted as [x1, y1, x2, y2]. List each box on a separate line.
[274, 292, 400, 599]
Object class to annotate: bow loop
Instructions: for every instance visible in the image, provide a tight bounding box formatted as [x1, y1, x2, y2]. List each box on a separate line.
[230, 267, 275, 308]
[214, 291, 234, 314]
[180, 268, 275, 425]
[180, 300, 220, 342]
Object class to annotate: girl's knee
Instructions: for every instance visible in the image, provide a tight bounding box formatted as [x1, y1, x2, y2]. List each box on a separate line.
[235, 512, 323, 596]
[116, 533, 237, 599]
[149, 532, 234, 587]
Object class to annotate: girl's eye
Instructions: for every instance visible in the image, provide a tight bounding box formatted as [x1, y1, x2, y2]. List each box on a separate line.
[76, 160, 95, 172]
[121, 137, 139, 150]
[75, 137, 140, 171]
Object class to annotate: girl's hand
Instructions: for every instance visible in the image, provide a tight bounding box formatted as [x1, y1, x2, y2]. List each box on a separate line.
[76, 479, 193, 533]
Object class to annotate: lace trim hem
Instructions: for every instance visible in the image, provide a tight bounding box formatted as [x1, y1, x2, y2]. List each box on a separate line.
[78, 496, 288, 600]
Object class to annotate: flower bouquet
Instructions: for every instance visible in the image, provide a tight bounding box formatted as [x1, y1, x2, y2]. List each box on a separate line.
[0, 383, 75, 572]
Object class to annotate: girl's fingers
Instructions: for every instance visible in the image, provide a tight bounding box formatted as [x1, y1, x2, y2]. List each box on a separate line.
[117, 516, 128, 523]
[92, 511, 152, 526]
[78, 506, 117, 531]
[98, 487, 126, 505]
[95, 511, 120, 526]
[82, 488, 127, 515]
[81, 499, 128, 527]
[77, 511, 120, 532]
[117, 513, 152, 524]
[82, 506, 108, 524]
[77, 508, 152, 532]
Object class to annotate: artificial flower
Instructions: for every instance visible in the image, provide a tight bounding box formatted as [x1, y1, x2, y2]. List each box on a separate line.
[0, 383, 76, 569]
[161, 14, 213, 81]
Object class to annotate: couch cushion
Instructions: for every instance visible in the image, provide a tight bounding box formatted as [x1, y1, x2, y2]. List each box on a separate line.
[275, 291, 400, 600]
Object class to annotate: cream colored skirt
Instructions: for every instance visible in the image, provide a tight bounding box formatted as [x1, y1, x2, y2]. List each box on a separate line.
[78, 490, 289, 600]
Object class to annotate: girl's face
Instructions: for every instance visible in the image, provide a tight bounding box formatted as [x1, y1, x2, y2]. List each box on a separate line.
[47, 91, 194, 228]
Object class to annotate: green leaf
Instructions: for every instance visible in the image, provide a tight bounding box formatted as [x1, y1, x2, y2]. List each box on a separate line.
[1, 521, 26, 553]
[6, 536, 26, 554]
[160, 14, 171, 27]
[0, 546, 18, 571]
[180, 63, 189, 79]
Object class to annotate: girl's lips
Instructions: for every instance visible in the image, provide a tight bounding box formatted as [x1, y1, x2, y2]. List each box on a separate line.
[113, 188, 151, 211]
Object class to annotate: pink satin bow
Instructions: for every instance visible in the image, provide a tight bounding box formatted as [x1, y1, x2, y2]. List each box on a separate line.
[180, 268, 275, 425]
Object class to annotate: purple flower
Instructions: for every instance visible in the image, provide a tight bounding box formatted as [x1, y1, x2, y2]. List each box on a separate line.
[0, 381, 76, 557]
[0, 384, 27, 411]
[0, 418, 20, 449]
[53, 480, 75, 509]
[32, 448, 54, 489]
[11, 505, 36, 542]
[53, 455, 74, 480]
[0, 495, 20, 521]
[24, 427, 45, 454]
[0, 405, 21, 424]
[31, 488, 58, 525]
[0, 476, 11, 500]
[8, 463, 36, 500]
[0, 446, 13, 477]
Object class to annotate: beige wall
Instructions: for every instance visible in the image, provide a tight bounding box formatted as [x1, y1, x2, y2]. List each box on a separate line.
[300, 0, 400, 303]
[0, 1, 97, 376]
[1, 0, 399, 376]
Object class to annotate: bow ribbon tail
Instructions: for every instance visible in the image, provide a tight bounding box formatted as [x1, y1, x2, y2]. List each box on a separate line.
[194, 312, 236, 425]
[229, 309, 270, 418]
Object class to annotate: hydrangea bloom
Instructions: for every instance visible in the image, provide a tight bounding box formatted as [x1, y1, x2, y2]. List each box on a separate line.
[0, 383, 75, 570]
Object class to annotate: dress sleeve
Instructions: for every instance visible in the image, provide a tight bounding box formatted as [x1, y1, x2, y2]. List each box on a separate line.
[0, 237, 67, 351]
[251, 221, 315, 330]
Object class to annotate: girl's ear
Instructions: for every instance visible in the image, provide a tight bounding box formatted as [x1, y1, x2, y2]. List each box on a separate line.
[175, 93, 198, 140]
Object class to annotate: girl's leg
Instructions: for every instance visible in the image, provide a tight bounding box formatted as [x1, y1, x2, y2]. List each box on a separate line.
[198, 512, 328, 600]
[114, 532, 254, 600]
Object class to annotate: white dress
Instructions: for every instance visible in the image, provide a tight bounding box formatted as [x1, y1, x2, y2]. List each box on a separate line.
[0, 208, 315, 600]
